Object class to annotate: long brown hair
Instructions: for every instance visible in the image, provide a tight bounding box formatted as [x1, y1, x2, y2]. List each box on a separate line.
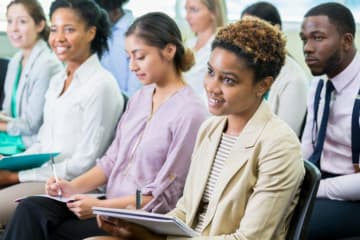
[7, 0, 50, 41]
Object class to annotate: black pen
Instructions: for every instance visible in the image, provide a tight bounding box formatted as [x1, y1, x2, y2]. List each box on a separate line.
[136, 188, 142, 210]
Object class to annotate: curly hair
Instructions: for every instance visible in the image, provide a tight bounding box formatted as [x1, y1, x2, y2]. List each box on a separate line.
[212, 16, 286, 83]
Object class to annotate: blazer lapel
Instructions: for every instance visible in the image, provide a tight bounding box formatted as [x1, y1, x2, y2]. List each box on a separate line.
[187, 118, 226, 226]
[16, 40, 46, 115]
[201, 101, 273, 230]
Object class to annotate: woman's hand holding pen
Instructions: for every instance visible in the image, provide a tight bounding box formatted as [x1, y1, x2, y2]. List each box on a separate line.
[67, 194, 101, 220]
[45, 177, 74, 197]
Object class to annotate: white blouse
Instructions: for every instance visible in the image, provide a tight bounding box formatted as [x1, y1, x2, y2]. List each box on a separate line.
[19, 54, 124, 182]
[183, 36, 215, 104]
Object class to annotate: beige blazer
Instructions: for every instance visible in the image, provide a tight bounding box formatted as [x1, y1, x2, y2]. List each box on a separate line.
[168, 101, 305, 240]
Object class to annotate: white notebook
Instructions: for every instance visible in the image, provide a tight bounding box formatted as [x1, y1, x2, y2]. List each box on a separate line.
[92, 207, 199, 237]
[16, 193, 105, 203]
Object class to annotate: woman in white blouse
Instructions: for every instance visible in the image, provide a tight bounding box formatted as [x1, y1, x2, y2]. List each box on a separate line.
[0, 0, 123, 228]
[183, 0, 227, 102]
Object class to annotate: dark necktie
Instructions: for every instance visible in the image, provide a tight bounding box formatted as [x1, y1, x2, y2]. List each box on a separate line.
[309, 80, 335, 165]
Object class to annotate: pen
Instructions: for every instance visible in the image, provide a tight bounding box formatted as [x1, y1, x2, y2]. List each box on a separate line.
[50, 155, 62, 198]
[136, 188, 142, 210]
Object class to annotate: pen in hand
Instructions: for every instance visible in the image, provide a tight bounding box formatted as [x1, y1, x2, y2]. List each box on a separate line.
[50, 156, 62, 199]
[136, 188, 142, 210]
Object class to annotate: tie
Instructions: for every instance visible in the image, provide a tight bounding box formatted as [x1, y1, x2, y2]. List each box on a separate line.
[309, 80, 335, 165]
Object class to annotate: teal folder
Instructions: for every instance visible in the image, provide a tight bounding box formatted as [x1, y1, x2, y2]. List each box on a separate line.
[0, 152, 60, 171]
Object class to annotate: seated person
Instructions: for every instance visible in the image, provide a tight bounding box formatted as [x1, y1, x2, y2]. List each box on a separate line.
[95, 0, 141, 96]
[0, 0, 123, 229]
[2, 11, 207, 240]
[183, 0, 227, 103]
[92, 16, 305, 240]
[0, 0, 63, 155]
[300, 3, 360, 239]
[241, 1, 309, 137]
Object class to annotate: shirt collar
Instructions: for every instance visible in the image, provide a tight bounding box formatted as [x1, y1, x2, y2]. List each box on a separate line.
[73, 54, 101, 84]
[331, 52, 360, 93]
[112, 9, 133, 31]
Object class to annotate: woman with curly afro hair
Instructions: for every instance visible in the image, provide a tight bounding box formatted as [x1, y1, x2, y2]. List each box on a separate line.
[89, 17, 305, 240]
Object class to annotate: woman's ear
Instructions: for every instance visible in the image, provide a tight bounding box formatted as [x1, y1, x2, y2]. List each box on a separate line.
[36, 20, 46, 35]
[162, 43, 177, 62]
[256, 76, 273, 97]
[86, 26, 97, 43]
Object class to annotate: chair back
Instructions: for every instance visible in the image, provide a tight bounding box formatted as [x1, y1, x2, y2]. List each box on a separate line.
[286, 160, 321, 240]
[0, 58, 9, 106]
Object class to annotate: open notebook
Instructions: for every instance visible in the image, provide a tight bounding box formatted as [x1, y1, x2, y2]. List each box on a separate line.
[92, 207, 199, 237]
[16, 193, 105, 203]
[0, 152, 60, 171]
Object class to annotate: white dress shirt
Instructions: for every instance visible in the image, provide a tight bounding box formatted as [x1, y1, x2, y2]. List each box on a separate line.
[268, 55, 309, 136]
[302, 53, 360, 201]
[18, 54, 124, 182]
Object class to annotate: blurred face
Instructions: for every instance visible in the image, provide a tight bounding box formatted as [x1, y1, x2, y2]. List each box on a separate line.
[204, 47, 268, 117]
[300, 16, 345, 78]
[125, 34, 172, 85]
[49, 8, 95, 64]
[6, 3, 43, 50]
[185, 0, 214, 34]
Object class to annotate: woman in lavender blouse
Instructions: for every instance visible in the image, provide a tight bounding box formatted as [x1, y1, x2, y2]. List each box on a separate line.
[3, 11, 207, 240]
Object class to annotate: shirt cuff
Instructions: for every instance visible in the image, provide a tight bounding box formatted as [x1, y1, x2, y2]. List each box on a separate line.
[18, 169, 37, 182]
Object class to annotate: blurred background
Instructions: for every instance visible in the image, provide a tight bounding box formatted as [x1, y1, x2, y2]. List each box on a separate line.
[1, 0, 359, 76]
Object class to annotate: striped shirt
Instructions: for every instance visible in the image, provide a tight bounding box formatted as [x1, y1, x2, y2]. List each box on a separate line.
[194, 133, 238, 233]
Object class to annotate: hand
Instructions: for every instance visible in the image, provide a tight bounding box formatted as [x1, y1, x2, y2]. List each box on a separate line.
[67, 194, 101, 220]
[0, 121, 7, 131]
[45, 177, 74, 197]
[0, 170, 19, 186]
[97, 215, 166, 240]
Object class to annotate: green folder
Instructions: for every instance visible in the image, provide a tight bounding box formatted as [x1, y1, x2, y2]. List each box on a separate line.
[0, 152, 60, 171]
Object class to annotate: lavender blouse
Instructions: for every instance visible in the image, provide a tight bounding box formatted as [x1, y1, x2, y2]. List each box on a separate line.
[97, 84, 207, 213]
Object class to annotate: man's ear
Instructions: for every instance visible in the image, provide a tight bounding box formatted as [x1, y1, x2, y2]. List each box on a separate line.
[342, 33, 354, 52]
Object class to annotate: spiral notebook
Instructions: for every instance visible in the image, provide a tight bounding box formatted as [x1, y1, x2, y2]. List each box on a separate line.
[92, 207, 199, 237]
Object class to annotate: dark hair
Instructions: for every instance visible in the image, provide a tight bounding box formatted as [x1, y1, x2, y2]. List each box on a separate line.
[241, 1, 282, 29]
[126, 12, 194, 74]
[305, 2, 355, 36]
[7, 0, 49, 41]
[49, 0, 111, 57]
[212, 16, 286, 83]
[94, 0, 129, 11]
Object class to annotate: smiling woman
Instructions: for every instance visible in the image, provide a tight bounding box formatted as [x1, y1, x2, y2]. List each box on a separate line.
[89, 16, 305, 240]
[0, 0, 123, 231]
